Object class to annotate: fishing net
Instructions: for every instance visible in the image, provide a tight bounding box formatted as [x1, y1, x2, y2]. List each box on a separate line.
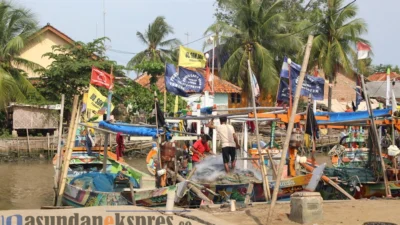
[191, 155, 262, 184]
[70, 172, 139, 192]
[324, 167, 376, 183]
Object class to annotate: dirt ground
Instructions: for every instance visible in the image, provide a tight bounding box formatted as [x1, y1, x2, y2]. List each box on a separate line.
[203, 199, 400, 225]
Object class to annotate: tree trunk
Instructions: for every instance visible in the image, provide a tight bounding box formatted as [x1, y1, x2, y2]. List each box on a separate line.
[328, 75, 333, 135]
[328, 75, 333, 112]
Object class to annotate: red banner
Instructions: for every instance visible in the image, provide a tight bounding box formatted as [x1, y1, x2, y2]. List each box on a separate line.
[90, 67, 114, 90]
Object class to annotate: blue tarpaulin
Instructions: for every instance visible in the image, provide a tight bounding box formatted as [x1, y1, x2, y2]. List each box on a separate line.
[200, 107, 213, 114]
[99, 121, 166, 138]
[70, 172, 139, 192]
[316, 109, 391, 123]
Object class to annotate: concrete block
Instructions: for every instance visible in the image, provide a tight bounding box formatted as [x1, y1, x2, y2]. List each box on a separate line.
[289, 192, 323, 224]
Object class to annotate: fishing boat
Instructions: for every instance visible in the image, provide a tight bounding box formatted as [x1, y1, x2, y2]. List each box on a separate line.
[53, 121, 178, 208]
[184, 155, 325, 205]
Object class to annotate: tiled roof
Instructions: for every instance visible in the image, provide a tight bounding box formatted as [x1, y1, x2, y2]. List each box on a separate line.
[134, 68, 241, 94]
[28, 23, 74, 44]
[368, 72, 400, 81]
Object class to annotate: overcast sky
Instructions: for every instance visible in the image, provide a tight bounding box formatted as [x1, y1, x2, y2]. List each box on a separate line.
[14, 0, 398, 78]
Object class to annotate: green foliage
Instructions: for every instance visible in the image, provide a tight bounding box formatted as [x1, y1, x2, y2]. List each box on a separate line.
[309, 0, 368, 112]
[37, 37, 125, 110]
[127, 16, 181, 82]
[371, 64, 400, 74]
[134, 61, 165, 84]
[113, 80, 186, 120]
[209, 0, 304, 96]
[0, 2, 45, 110]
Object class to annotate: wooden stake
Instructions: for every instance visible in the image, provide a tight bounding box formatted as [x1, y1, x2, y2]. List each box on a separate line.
[267, 35, 314, 223]
[360, 74, 391, 197]
[129, 182, 137, 206]
[26, 129, 30, 156]
[102, 65, 114, 173]
[56, 95, 80, 206]
[247, 56, 274, 203]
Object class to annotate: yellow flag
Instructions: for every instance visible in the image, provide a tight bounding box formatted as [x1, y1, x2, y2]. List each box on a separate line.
[178, 46, 206, 68]
[86, 85, 114, 113]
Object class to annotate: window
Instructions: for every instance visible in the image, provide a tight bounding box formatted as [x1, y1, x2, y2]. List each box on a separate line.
[230, 93, 241, 104]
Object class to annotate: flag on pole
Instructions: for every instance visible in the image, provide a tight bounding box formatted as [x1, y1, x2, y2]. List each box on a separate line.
[249, 68, 260, 98]
[91, 67, 114, 90]
[357, 42, 371, 60]
[178, 46, 206, 68]
[86, 84, 114, 113]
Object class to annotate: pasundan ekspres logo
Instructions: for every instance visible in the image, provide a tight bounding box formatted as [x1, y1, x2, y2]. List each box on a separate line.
[1, 213, 193, 225]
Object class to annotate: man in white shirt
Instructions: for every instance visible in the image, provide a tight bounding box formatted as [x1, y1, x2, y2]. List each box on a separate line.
[207, 116, 240, 173]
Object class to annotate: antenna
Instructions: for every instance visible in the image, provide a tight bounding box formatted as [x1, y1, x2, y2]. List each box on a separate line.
[184, 32, 190, 46]
[103, 0, 106, 56]
[103, 0, 106, 38]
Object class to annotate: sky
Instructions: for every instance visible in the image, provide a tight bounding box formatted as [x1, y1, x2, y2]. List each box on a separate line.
[14, 0, 399, 78]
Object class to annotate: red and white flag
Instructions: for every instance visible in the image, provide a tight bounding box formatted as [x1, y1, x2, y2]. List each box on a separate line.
[357, 42, 371, 60]
[91, 67, 114, 90]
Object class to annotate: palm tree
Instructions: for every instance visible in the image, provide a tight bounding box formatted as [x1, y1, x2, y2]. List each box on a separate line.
[310, 0, 368, 112]
[205, 0, 303, 97]
[0, 2, 44, 110]
[127, 16, 181, 69]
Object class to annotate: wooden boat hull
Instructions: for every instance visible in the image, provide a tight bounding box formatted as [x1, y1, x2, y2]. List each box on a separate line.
[63, 183, 176, 207]
[190, 174, 313, 204]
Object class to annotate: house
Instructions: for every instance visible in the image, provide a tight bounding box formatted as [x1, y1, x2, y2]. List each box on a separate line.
[134, 69, 242, 109]
[368, 72, 400, 82]
[16, 23, 74, 80]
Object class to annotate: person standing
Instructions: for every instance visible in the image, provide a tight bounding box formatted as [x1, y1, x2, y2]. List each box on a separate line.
[207, 117, 240, 173]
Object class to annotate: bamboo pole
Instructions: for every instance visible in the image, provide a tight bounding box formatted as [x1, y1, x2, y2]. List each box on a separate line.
[102, 65, 114, 173]
[167, 169, 213, 203]
[360, 74, 391, 197]
[267, 35, 314, 223]
[56, 96, 80, 206]
[154, 91, 163, 188]
[129, 182, 137, 206]
[247, 55, 274, 202]
[301, 163, 355, 200]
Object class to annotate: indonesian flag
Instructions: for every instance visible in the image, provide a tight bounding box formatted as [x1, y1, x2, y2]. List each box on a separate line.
[91, 67, 114, 90]
[357, 42, 371, 60]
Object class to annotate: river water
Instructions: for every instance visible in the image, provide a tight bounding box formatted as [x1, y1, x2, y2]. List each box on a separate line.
[0, 153, 330, 210]
[0, 158, 148, 210]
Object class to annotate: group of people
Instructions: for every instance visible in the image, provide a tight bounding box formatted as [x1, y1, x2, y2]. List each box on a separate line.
[189, 116, 240, 173]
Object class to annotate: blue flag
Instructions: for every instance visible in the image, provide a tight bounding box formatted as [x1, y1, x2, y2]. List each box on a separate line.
[178, 67, 205, 93]
[165, 64, 205, 97]
[279, 57, 325, 100]
[277, 79, 291, 102]
[165, 64, 188, 97]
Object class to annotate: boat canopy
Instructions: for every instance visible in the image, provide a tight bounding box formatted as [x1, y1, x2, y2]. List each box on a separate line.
[99, 121, 164, 138]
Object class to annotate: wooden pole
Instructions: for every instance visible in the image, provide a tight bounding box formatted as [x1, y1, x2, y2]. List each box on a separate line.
[47, 133, 50, 159]
[129, 182, 137, 206]
[102, 65, 114, 173]
[154, 91, 162, 188]
[26, 129, 30, 156]
[56, 96, 80, 206]
[360, 74, 391, 197]
[267, 35, 314, 223]
[167, 169, 213, 203]
[301, 163, 355, 200]
[247, 56, 273, 202]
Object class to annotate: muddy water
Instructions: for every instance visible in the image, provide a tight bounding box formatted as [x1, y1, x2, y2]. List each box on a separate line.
[0, 158, 148, 210]
[0, 153, 330, 210]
